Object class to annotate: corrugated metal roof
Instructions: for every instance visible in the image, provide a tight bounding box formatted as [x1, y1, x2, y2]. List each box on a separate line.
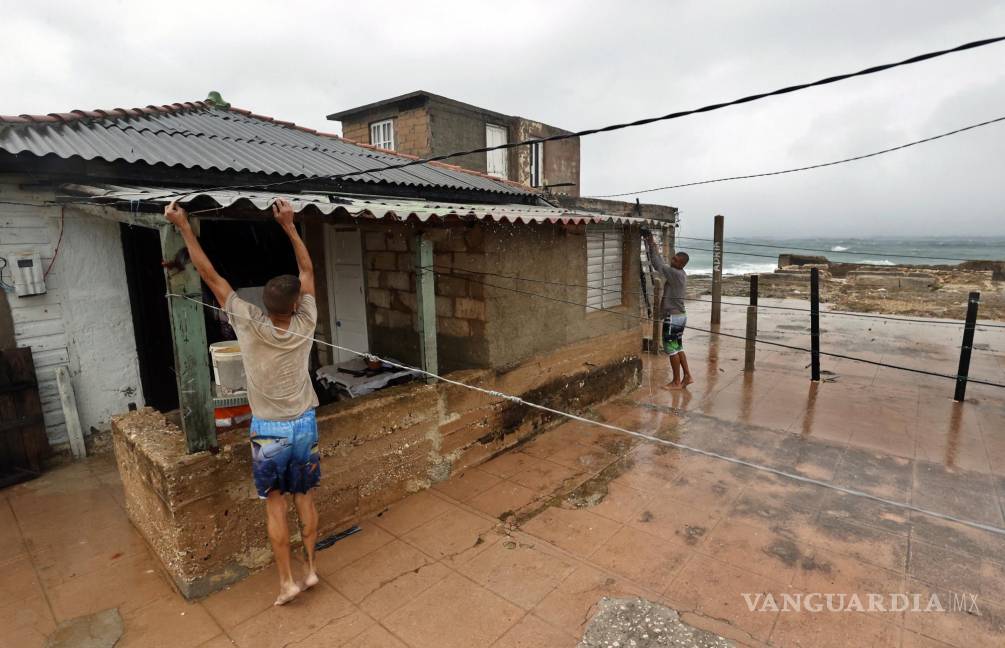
[60, 184, 658, 226]
[0, 102, 531, 197]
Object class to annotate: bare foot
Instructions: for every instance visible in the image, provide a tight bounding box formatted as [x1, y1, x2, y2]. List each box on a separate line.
[664, 381, 683, 390]
[682, 375, 694, 387]
[301, 571, 319, 591]
[274, 581, 301, 606]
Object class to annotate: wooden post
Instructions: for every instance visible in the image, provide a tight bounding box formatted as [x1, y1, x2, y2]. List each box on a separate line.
[954, 291, 980, 402]
[55, 366, 86, 459]
[744, 275, 758, 372]
[651, 279, 663, 354]
[415, 234, 438, 383]
[810, 268, 820, 382]
[711, 215, 724, 325]
[160, 224, 216, 453]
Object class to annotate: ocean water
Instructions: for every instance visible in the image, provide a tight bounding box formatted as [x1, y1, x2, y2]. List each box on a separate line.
[673, 236, 1005, 276]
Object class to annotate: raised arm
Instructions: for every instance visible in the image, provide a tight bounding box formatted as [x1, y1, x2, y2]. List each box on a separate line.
[273, 198, 315, 297]
[164, 201, 234, 306]
[642, 229, 670, 274]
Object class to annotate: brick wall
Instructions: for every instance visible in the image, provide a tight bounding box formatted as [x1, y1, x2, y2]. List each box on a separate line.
[337, 106, 431, 157]
[362, 223, 489, 370]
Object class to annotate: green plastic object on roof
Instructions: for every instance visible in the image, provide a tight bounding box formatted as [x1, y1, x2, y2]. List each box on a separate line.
[205, 91, 230, 109]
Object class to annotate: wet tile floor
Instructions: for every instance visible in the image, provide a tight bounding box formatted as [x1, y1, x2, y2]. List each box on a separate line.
[3, 299, 1005, 647]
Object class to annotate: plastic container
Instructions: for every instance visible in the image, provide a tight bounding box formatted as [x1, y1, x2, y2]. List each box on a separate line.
[210, 341, 246, 392]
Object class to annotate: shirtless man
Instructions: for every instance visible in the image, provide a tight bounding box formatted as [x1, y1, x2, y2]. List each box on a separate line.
[642, 229, 693, 389]
[164, 198, 320, 606]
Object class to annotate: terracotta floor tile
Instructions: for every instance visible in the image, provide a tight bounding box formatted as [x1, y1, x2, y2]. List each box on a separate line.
[202, 562, 303, 630]
[402, 506, 496, 562]
[520, 506, 621, 558]
[0, 501, 25, 557]
[509, 458, 582, 493]
[902, 580, 1004, 648]
[664, 555, 786, 642]
[314, 520, 395, 576]
[913, 462, 1005, 528]
[580, 481, 653, 525]
[480, 451, 543, 479]
[31, 525, 149, 590]
[0, 553, 44, 609]
[229, 580, 354, 648]
[532, 565, 649, 637]
[327, 539, 451, 619]
[491, 613, 578, 648]
[900, 630, 956, 647]
[623, 477, 737, 545]
[520, 426, 587, 460]
[980, 558, 1005, 605]
[196, 636, 239, 648]
[814, 490, 910, 536]
[789, 514, 909, 573]
[46, 552, 175, 622]
[468, 481, 541, 519]
[909, 512, 1005, 566]
[588, 525, 692, 592]
[0, 595, 55, 639]
[832, 447, 914, 500]
[0, 623, 49, 648]
[457, 537, 576, 609]
[371, 490, 455, 536]
[384, 572, 523, 648]
[432, 468, 501, 502]
[699, 517, 804, 585]
[908, 540, 982, 594]
[285, 609, 375, 647]
[541, 442, 619, 473]
[351, 624, 410, 648]
[769, 604, 901, 647]
[118, 595, 222, 648]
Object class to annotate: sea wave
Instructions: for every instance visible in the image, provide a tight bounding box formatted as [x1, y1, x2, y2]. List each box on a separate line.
[861, 259, 895, 266]
[831, 245, 849, 252]
[689, 262, 778, 276]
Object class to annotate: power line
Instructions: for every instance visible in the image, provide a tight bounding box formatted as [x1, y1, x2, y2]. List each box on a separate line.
[434, 267, 1005, 388]
[116, 35, 1005, 203]
[165, 289, 1005, 537]
[588, 114, 1005, 198]
[675, 236, 991, 262]
[428, 264, 1005, 330]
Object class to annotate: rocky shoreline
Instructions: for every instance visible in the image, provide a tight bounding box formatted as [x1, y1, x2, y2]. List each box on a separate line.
[686, 255, 1005, 321]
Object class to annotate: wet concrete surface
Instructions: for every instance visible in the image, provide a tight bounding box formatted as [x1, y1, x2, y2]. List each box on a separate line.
[2, 298, 1004, 647]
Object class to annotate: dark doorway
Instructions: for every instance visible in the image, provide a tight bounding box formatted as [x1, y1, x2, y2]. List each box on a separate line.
[120, 224, 178, 412]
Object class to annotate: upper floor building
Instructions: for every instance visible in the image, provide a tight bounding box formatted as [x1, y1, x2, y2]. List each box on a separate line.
[328, 90, 581, 196]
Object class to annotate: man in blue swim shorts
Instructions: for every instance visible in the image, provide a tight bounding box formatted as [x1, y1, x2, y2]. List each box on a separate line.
[643, 229, 694, 390]
[166, 198, 320, 606]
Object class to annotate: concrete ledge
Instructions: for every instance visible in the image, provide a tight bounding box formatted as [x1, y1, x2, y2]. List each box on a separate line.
[112, 329, 641, 598]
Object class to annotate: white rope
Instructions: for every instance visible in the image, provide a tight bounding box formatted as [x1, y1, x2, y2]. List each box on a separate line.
[168, 292, 1005, 537]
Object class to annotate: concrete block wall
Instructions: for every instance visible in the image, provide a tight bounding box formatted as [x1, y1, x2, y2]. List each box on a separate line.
[112, 327, 642, 598]
[339, 106, 431, 156]
[362, 224, 490, 370]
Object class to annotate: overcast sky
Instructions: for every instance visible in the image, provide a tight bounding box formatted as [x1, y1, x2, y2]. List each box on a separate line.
[2, 1, 1004, 238]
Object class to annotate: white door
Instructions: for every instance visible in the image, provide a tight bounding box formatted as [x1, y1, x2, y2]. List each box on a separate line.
[325, 227, 369, 363]
[485, 124, 508, 179]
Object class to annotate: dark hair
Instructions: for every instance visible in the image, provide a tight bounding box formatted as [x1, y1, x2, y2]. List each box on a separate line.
[263, 275, 301, 315]
[675, 252, 690, 263]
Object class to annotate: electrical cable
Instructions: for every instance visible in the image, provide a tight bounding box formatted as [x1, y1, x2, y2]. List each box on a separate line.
[435, 267, 1005, 388]
[588, 114, 1005, 198]
[112, 36, 1005, 203]
[674, 236, 994, 263]
[44, 206, 65, 278]
[427, 264, 1005, 330]
[165, 291, 1005, 537]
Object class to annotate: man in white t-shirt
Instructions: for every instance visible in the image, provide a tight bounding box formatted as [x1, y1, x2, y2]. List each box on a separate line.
[164, 198, 320, 606]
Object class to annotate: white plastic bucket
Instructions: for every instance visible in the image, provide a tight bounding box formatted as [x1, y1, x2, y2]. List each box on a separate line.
[210, 341, 246, 392]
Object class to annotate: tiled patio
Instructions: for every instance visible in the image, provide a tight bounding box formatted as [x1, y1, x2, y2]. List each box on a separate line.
[3, 299, 1004, 647]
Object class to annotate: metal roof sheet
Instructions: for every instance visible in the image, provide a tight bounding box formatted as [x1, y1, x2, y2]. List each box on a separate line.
[0, 102, 531, 197]
[60, 183, 658, 226]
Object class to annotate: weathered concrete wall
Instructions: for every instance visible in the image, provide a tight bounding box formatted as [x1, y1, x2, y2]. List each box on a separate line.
[513, 118, 580, 196]
[112, 329, 641, 598]
[1, 180, 143, 446]
[552, 195, 678, 224]
[483, 222, 642, 368]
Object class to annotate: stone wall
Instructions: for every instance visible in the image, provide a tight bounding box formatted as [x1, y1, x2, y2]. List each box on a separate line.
[340, 105, 431, 156]
[112, 328, 641, 598]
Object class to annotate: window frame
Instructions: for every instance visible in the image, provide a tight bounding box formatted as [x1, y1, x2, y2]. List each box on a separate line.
[485, 123, 509, 179]
[529, 141, 544, 188]
[370, 119, 395, 150]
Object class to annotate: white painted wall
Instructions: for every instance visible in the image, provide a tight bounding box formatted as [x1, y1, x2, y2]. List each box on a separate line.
[1, 180, 144, 446]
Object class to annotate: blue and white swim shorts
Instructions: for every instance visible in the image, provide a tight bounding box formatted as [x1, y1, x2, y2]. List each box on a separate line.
[662, 314, 687, 356]
[249, 409, 321, 499]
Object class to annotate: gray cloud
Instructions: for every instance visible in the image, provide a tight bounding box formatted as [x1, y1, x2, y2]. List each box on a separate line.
[2, 0, 1003, 237]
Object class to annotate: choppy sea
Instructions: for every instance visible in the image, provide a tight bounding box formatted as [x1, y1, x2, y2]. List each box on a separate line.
[674, 236, 1005, 276]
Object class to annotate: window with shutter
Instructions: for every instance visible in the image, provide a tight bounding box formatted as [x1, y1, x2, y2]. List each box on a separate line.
[370, 119, 395, 150]
[586, 227, 624, 310]
[485, 124, 508, 178]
